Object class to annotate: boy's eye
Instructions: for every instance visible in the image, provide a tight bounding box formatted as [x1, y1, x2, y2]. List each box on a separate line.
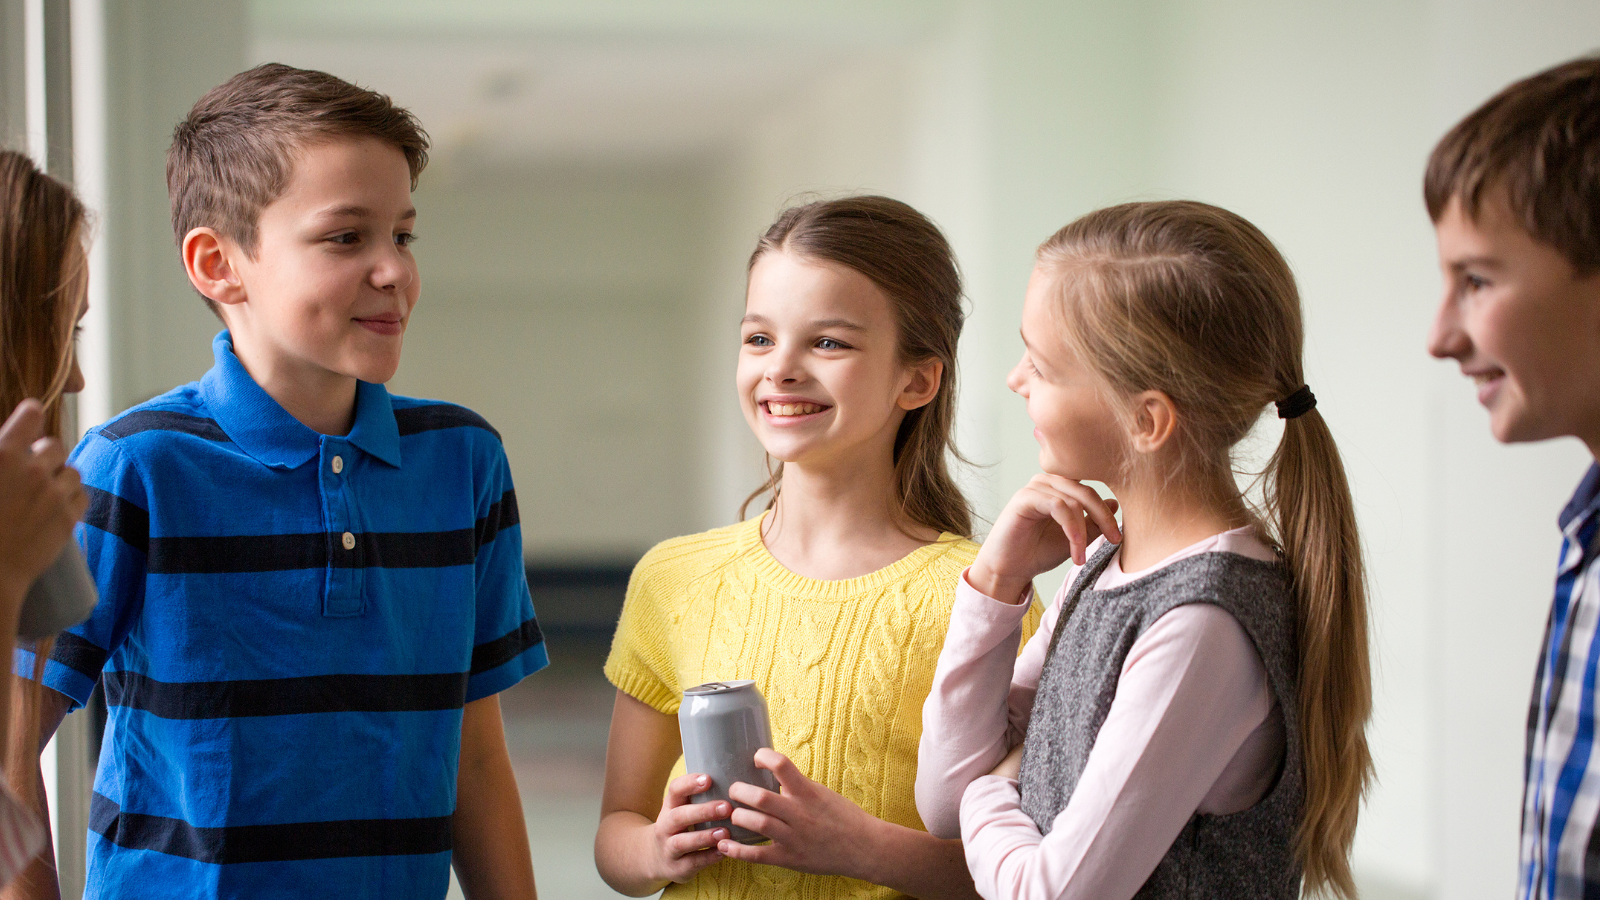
[744, 334, 773, 347]
[1463, 273, 1489, 292]
[816, 337, 848, 351]
[395, 232, 417, 247]
[330, 232, 360, 246]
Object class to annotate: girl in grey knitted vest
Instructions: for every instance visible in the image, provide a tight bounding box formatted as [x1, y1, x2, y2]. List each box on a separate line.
[916, 201, 1372, 900]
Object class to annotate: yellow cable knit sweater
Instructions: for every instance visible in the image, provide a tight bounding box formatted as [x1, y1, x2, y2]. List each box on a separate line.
[605, 515, 1042, 900]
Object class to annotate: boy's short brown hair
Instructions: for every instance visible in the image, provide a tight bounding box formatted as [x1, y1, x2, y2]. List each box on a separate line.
[167, 63, 429, 257]
[1424, 55, 1600, 272]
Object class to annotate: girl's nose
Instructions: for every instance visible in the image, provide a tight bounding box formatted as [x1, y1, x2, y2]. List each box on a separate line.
[765, 347, 804, 384]
[1006, 357, 1028, 395]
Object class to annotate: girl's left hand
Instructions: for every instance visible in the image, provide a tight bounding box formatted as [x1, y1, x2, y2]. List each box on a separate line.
[988, 743, 1025, 781]
[718, 748, 876, 879]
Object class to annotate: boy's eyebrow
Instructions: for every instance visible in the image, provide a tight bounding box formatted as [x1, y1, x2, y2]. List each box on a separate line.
[1445, 254, 1503, 271]
[316, 205, 417, 221]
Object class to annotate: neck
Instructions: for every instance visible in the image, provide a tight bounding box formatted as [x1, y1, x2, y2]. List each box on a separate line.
[230, 332, 357, 436]
[761, 448, 938, 581]
[1109, 466, 1251, 572]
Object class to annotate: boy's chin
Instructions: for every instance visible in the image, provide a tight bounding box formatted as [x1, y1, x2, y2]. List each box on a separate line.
[1486, 400, 1560, 445]
[339, 356, 402, 385]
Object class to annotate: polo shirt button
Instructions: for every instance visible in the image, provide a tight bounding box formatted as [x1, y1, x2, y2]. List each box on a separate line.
[342, 531, 356, 550]
[331, 455, 344, 474]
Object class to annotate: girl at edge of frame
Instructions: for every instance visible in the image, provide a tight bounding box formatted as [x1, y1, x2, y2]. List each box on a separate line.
[595, 195, 1042, 900]
[0, 148, 94, 892]
[916, 200, 1372, 900]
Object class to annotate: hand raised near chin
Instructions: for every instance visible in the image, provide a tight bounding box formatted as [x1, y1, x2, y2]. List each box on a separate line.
[968, 474, 1120, 604]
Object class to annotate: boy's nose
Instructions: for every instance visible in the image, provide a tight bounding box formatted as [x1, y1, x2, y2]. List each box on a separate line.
[1426, 295, 1470, 360]
[371, 249, 415, 293]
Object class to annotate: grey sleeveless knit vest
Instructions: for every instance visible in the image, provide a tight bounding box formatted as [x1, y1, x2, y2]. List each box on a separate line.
[1017, 541, 1303, 899]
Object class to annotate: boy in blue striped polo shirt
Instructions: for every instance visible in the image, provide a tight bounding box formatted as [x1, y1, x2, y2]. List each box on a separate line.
[1425, 56, 1600, 900]
[13, 64, 547, 899]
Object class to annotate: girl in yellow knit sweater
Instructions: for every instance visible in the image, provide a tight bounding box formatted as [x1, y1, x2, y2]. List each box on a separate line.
[595, 196, 1040, 900]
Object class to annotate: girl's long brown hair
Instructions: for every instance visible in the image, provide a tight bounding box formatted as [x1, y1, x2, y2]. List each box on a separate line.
[739, 196, 973, 538]
[1037, 200, 1371, 898]
[0, 148, 88, 797]
[0, 150, 84, 435]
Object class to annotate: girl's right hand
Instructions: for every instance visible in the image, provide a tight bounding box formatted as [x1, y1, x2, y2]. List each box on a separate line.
[969, 474, 1120, 605]
[650, 773, 733, 884]
[0, 399, 86, 602]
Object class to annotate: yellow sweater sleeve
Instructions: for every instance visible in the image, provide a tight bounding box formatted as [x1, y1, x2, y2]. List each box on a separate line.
[604, 541, 689, 715]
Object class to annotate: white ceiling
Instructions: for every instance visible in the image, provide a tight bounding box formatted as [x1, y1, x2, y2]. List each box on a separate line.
[250, 3, 950, 166]
[253, 37, 854, 165]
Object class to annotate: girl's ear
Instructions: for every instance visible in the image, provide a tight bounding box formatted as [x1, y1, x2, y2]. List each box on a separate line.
[897, 359, 944, 411]
[182, 227, 246, 307]
[1128, 390, 1178, 454]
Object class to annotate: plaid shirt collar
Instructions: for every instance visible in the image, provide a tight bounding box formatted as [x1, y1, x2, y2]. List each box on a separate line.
[1558, 464, 1600, 574]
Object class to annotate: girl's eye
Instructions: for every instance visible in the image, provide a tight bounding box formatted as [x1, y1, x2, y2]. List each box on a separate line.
[816, 337, 847, 351]
[395, 232, 417, 247]
[744, 334, 773, 347]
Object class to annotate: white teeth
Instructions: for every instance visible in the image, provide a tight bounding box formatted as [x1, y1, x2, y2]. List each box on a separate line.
[767, 402, 824, 417]
[1472, 372, 1500, 385]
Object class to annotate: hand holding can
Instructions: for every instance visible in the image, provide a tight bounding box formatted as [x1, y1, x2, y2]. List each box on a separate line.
[678, 680, 782, 844]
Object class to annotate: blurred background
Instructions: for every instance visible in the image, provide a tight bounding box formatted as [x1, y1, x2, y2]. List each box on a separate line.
[5, 0, 1600, 897]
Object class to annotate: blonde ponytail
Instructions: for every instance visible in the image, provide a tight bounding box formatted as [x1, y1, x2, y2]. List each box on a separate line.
[1037, 200, 1372, 898]
[1268, 407, 1372, 898]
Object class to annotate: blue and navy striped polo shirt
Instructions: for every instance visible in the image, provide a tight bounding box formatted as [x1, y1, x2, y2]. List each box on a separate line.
[22, 331, 547, 900]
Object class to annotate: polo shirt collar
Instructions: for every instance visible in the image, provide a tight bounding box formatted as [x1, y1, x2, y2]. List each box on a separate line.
[199, 331, 402, 470]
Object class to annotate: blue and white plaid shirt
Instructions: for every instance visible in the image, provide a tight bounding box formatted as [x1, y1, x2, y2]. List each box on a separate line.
[1521, 463, 1600, 900]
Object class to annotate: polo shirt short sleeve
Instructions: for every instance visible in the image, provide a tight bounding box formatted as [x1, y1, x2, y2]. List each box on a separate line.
[17, 331, 547, 900]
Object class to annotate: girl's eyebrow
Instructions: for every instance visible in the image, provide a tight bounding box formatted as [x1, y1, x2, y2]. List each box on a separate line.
[739, 313, 867, 331]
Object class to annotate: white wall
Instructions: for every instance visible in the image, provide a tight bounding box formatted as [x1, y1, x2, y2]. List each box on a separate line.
[93, 1, 245, 414]
[388, 162, 719, 558]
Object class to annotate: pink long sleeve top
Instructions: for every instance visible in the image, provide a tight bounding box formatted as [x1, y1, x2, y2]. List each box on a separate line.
[916, 528, 1286, 900]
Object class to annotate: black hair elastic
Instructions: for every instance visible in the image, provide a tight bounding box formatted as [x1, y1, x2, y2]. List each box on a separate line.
[1276, 385, 1316, 420]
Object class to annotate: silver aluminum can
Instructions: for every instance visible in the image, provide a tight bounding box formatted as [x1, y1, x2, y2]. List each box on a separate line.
[678, 680, 781, 844]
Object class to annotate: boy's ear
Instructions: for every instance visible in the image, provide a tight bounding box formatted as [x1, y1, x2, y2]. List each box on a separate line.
[1128, 390, 1178, 454]
[181, 227, 246, 307]
[897, 359, 944, 411]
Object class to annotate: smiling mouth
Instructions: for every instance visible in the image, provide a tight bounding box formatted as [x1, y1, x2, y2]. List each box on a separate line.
[1469, 370, 1502, 386]
[763, 401, 828, 417]
[354, 316, 404, 336]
